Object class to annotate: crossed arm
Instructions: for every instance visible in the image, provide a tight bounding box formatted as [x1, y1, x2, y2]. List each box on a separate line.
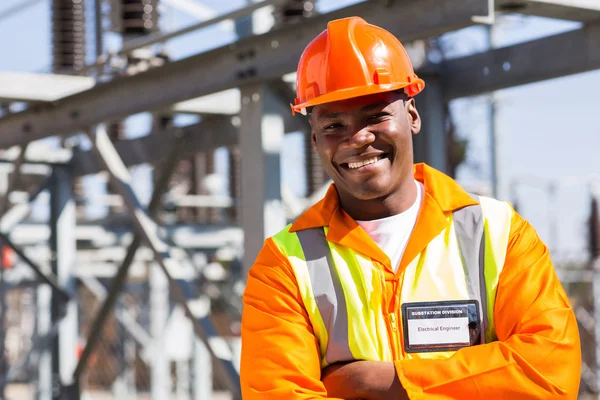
[320, 361, 406, 400]
[240, 213, 581, 399]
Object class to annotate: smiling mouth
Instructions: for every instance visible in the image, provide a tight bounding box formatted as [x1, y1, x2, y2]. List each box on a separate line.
[342, 154, 389, 170]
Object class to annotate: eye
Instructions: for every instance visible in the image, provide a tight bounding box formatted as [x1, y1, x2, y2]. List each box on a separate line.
[368, 112, 390, 122]
[323, 122, 343, 131]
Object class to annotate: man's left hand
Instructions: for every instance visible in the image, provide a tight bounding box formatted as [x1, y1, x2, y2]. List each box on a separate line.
[321, 360, 408, 400]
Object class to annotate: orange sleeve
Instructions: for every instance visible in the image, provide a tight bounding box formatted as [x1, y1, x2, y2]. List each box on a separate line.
[240, 238, 343, 400]
[395, 208, 582, 399]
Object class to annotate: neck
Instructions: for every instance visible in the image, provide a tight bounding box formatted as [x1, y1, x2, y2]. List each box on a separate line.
[339, 177, 418, 221]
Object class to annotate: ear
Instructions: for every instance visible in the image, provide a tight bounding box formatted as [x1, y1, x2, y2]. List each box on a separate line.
[309, 119, 318, 151]
[406, 98, 421, 135]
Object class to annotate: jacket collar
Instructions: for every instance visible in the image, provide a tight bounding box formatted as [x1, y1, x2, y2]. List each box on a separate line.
[289, 163, 479, 273]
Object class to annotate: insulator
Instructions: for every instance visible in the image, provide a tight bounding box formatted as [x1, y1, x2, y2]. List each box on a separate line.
[151, 114, 173, 132]
[121, 0, 160, 37]
[107, 120, 126, 141]
[274, 0, 316, 26]
[51, 0, 86, 72]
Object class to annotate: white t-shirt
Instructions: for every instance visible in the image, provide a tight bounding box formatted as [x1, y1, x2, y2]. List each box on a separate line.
[356, 180, 423, 272]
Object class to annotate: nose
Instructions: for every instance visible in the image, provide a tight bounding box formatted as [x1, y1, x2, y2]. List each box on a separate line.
[341, 126, 375, 150]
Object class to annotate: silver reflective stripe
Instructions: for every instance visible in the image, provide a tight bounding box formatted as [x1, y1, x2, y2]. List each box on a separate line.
[478, 226, 488, 343]
[296, 228, 353, 364]
[452, 198, 488, 344]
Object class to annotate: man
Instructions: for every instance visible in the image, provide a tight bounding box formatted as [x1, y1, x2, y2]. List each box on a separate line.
[240, 16, 581, 399]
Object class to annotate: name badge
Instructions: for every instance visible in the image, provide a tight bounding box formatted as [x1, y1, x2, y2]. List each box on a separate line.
[401, 300, 481, 353]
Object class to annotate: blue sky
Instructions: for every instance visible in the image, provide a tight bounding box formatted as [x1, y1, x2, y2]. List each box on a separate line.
[0, 0, 598, 263]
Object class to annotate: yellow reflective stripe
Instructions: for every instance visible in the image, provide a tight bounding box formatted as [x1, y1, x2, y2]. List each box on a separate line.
[479, 197, 513, 342]
[297, 228, 353, 367]
[328, 241, 393, 362]
[401, 225, 469, 303]
[271, 225, 330, 365]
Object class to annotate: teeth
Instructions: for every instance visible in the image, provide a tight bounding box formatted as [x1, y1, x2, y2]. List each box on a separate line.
[348, 156, 380, 169]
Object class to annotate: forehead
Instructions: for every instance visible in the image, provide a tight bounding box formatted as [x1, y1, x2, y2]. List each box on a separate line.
[311, 91, 402, 119]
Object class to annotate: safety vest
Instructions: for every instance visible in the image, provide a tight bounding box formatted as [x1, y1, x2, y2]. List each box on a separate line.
[271, 195, 513, 367]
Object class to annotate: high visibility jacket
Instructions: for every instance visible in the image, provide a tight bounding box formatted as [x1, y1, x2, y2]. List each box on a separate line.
[241, 164, 581, 399]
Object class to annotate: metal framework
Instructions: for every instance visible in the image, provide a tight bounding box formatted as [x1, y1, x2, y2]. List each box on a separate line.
[1, 0, 600, 398]
[444, 19, 600, 99]
[87, 124, 241, 397]
[0, 0, 492, 147]
[73, 128, 189, 381]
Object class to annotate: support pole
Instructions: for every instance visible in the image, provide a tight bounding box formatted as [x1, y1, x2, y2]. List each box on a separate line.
[124, 329, 137, 397]
[0, 237, 6, 399]
[150, 264, 171, 400]
[591, 183, 600, 395]
[86, 125, 241, 399]
[413, 75, 448, 174]
[228, 147, 241, 225]
[192, 336, 211, 400]
[49, 166, 79, 399]
[593, 269, 600, 395]
[489, 95, 499, 197]
[239, 83, 286, 276]
[112, 302, 137, 399]
[94, 0, 103, 63]
[36, 283, 53, 400]
[190, 296, 212, 400]
[176, 358, 190, 400]
[486, 24, 500, 198]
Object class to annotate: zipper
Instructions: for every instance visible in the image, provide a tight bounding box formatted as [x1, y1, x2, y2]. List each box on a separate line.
[385, 311, 400, 360]
[378, 265, 398, 361]
[395, 269, 408, 358]
[388, 312, 400, 360]
[383, 272, 402, 360]
[390, 278, 403, 359]
[389, 312, 397, 331]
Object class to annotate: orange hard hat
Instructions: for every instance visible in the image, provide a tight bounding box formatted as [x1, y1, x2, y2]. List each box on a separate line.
[291, 16, 425, 115]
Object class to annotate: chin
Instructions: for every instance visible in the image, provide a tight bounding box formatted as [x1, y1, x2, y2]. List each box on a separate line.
[351, 188, 389, 201]
[341, 181, 392, 201]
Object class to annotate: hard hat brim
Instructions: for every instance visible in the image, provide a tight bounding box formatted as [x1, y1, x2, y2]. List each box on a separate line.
[291, 79, 424, 116]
